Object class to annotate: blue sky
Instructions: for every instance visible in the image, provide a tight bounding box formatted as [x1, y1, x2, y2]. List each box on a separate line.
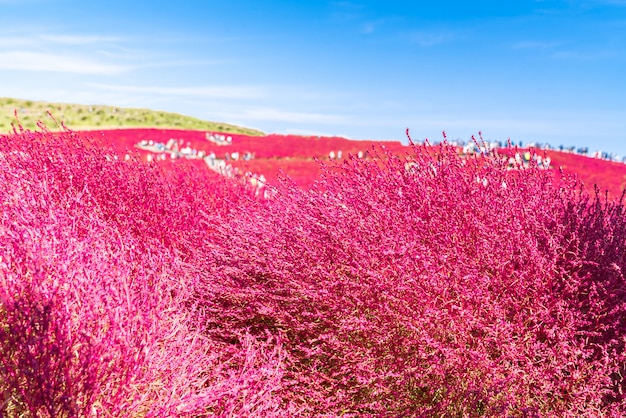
[1, 0, 626, 155]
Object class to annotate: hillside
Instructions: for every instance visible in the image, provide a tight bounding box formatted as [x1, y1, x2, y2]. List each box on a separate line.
[0, 97, 264, 136]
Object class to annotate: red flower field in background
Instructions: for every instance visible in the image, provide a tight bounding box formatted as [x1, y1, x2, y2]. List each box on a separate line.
[70, 128, 626, 197]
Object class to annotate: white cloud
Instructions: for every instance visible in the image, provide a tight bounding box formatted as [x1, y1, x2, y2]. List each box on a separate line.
[329, 1, 366, 22]
[0, 32, 122, 48]
[0, 51, 130, 74]
[216, 107, 349, 124]
[551, 49, 615, 60]
[0, 31, 134, 75]
[276, 128, 351, 138]
[40, 34, 121, 45]
[408, 30, 457, 47]
[360, 18, 389, 34]
[86, 83, 269, 100]
[512, 40, 561, 49]
[0, 36, 37, 47]
[594, 0, 626, 5]
[361, 21, 378, 34]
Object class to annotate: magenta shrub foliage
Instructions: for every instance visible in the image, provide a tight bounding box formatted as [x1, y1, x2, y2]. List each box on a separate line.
[1, 126, 625, 416]
[198, 145, 626, 416]
[0, 127, 279, 417]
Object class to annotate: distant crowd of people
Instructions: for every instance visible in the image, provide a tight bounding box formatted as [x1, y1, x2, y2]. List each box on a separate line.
[450, 139, 626, 164]
[328, 150, 368, 160]
[138, 138, 207, 161]
[133, 133, 622, 200]
[206, 133, 233, 146]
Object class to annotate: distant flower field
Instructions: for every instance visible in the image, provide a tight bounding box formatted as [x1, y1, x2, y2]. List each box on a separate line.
[67, 127, 626, 196]
[1, 126, 625, 417]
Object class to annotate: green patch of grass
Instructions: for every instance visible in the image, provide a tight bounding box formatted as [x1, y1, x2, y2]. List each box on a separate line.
[0, 97, 264, 136]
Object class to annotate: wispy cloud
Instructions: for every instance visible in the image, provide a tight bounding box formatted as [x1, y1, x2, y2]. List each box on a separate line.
[87, 83, 268, 100]
[329, 1, 366, 22]
[361, 20, 380, 34]
[360, 18, 393, 34]
[551, 49, 616, 59]
[0, 30, 136, 75]
[329, 2, 400, 37]
[276, 128, 351, 138]
[408, 30, 457, 47]
[406, 116, 560, 133]
[0, 33, 123, 47]
[592, 0, 626, 5]
[512, 40, 561, 49]
[0, 51, 130, 74]
[40, 34, 121, 45]
[0, 36, 36, 47]
[216, 107, 350, 124]
[0, 31, 225, 76]
[0, 0, 49, 3]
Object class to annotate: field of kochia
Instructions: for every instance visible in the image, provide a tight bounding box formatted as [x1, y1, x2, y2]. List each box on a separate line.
[1, 126, 625, 417]
[73, 127, 626, 196]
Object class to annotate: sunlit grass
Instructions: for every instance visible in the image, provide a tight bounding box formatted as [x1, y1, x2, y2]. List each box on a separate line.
[0, 97, 264, 136]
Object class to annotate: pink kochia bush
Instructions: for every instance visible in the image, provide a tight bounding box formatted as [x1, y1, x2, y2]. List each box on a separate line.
[0, 127, 283, 417]
[1, 126, 625, 416]
[198, 143, 626, 416]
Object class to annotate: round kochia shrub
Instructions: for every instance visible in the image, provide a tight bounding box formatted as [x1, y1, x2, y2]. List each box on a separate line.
[0, 127, 282, 417]
[198, 144, 626, 416]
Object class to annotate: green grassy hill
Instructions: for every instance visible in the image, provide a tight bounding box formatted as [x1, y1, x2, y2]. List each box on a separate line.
[0, 97, 264, 136]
